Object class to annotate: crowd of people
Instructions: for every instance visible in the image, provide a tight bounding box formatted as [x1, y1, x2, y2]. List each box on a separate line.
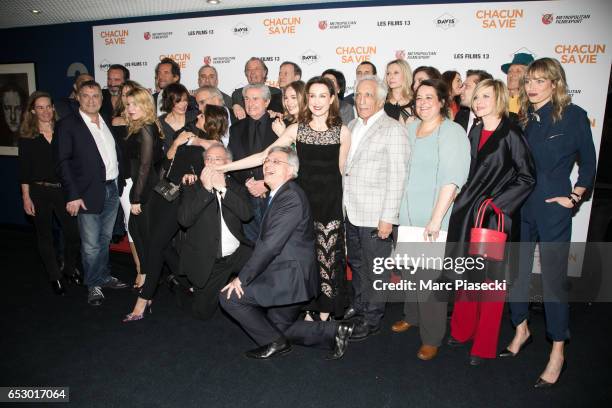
[17, 53, 597, 387]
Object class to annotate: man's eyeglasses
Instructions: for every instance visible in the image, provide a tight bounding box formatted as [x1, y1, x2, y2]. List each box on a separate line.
[263, 158, 289, 166]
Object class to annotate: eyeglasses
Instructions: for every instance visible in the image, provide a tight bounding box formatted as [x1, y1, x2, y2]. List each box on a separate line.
[263, 158, 289, 166]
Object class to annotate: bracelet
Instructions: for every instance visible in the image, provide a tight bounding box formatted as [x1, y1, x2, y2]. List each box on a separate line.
[567, 195, 578, 206]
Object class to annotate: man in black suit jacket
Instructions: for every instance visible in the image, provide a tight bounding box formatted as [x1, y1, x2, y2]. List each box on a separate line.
[53, 80, 127, 306]
[228, 83, 279, 242]
[220, 146, 354, 360]
[231, 57, 283, 120]
[177, 144, 253, 320]
[152, 57, 197, 115]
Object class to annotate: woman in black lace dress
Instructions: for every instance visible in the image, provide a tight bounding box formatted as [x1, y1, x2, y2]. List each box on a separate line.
[220, 77, 351, 320]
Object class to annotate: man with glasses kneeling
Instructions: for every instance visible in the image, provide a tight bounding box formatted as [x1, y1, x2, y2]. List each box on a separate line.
[219, 146, 354, 360]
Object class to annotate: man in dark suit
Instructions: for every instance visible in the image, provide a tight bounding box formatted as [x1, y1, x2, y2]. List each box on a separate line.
[100, 64, 130, 118]
[219, 146, 354, 360]
[54, 73, 94, 120]
[53, 80, 128, 306]
[177, 144, 253, 320]
[228, 83, 279, 241]
[231, 57, 283, 120]
[152, 57, 197, 115]
[197, 64, 236, 122]
[455, 70, 493, 133]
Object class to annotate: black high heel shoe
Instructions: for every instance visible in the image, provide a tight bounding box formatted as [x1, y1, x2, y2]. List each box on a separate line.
[498, 335, 533, 358]
[534, 361, 567, 388]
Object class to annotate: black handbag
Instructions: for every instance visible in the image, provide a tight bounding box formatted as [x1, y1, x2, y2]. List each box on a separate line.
[154, 154, 180, 202]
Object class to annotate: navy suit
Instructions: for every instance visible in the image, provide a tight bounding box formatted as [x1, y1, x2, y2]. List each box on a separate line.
[509, 102, 597, 341]
[220, 181, 338, 348]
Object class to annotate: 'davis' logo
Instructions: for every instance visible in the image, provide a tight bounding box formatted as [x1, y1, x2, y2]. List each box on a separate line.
[233, 22, 250, 37]
[542, 14, 554, 25]
[318, 20, 328, 30]
[98, 59, 111, 70]
[435, 13, 457, 30]
[301, 50, 319, 65]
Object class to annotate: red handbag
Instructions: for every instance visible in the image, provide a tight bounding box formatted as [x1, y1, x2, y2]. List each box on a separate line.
[469, 198, 507, 261]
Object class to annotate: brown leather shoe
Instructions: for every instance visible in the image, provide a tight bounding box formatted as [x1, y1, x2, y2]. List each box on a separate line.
[391, 320, 412, 333]
[417, 345, 438, 361]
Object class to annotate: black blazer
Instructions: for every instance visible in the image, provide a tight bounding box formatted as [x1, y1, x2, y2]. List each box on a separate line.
[53, 111, 123, 214]
[454, 107, 471, 132]
[227, 115, 278, 184]
[238, 181, 319, 307]
[177, 177, 253, 288]
[446, 116, 536, 279]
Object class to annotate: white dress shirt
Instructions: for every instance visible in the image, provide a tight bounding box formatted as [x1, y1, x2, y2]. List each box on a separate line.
[216, 190, 240, 257]
[347, 108, 385, 164]
[79, 110, 119, 181]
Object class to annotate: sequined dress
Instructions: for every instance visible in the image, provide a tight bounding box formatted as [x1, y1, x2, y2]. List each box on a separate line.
[296, 122, 345, 316]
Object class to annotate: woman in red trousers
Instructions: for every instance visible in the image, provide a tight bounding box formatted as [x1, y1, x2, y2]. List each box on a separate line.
[445, 79, 536, 365]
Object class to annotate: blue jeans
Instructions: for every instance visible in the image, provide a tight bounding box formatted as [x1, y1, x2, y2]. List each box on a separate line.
[78, 181, 120, 288]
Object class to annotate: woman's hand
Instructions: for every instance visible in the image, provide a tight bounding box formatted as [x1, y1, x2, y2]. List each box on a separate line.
[174, 131, 193, 146]
[23, 195, 35, 216]
[272, 117, 287, 137]
[424, 219, 442, 242]
[131, 203, 142, 215]
[545, 196, 574, 209]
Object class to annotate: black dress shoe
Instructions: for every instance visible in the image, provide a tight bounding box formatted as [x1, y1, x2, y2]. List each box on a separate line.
[65, 271, 83, 286]
[349, 321, 380, 342]
[447, 336, 464, 347]
[51, 280, 66, 296]
[534, 361, 567, 388]
[469, 355, 484, 366]
[499, 335, 533, 358]
[244, 338, 292, 359]
[326, 322, 355, 360]
[102, 276, 128, 289]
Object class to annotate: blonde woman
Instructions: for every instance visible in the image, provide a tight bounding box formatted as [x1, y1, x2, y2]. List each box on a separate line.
[504, 58, 596, 387]
[384, 59, 414, 124]
[122, 88, 165, 321]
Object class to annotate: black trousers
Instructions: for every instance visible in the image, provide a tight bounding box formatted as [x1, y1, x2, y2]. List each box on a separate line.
[140, 193, 180, 300]
[219, 286, 338, 348]
[29, 184, 80, 281]
[192, 245, 252, 321]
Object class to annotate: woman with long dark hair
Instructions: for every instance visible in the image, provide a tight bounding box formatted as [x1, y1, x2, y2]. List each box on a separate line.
[18, 91, 80, 295]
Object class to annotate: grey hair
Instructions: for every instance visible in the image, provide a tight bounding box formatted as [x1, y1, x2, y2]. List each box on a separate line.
[198, 64, 218, 76]
[242, 83, 271, 101]
[355, 75, 387, 102]
[268, 146, 299, 178]
[195, 85, 224, 105]
[205, 142, 233, 161]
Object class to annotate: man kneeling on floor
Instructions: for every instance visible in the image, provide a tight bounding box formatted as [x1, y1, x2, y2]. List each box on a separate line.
[219, 146, 353, 360]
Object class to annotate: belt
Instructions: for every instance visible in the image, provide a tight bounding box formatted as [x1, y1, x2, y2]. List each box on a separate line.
[33, 182, 61, 188]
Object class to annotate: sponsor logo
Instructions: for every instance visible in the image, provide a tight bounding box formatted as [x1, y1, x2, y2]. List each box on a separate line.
[212, 56, 236, 65]
[301, 50, 319, 65]
[555, 44, 606, 64]
[377, 20, 411, 27]
[233, 22, 250, 37]
[435, 13, 458, 30]
[203, 56, 212, 65]
[263, 16, 301, 35]
[159, 53, 192, 69]
[259, 56, 281, 63]
[542, 14, 554, 25]
[318, 20, 357, 30]
[100, 29, 128, 46]
[187, 29, 214, 36]
[542, 13, 591, 25]
[98, 59, 111, 71]
[144, 31, 173, 40]
[336, 45, 376, 64]
[476, 8, 524, 29]
[124, 61, 148, 68]
[397, 50, 438, 60]
[453, 52, 491, 60]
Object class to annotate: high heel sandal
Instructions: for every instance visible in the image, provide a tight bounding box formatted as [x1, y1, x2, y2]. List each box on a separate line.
[534, 361, 567, 388]
[122, 301, 152, 322]
[498, 335, 533, 358]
